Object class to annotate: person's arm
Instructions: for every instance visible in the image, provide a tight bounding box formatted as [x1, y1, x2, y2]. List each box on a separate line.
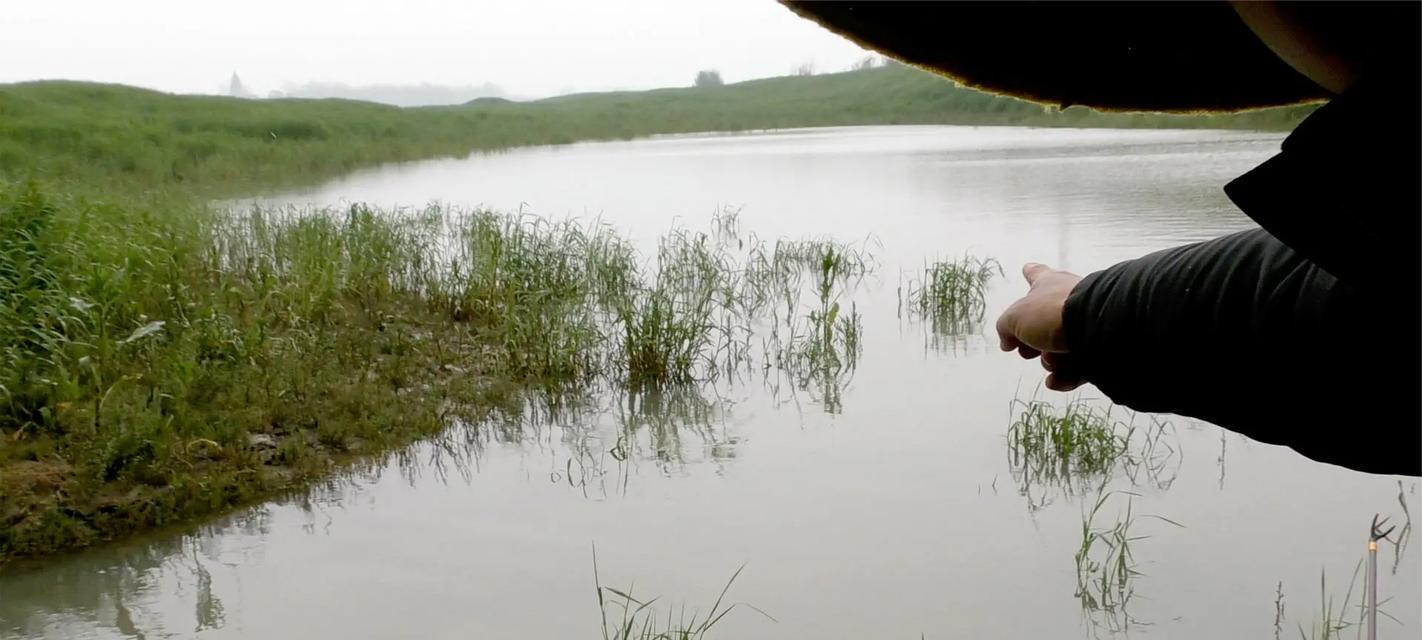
[1000, 228, 1418, 476]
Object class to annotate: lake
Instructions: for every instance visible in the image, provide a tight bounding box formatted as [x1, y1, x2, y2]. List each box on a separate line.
[2, 126, 1415, 639]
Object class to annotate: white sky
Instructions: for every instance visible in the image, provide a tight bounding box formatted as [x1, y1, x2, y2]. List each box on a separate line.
[1, 0, 872, 98]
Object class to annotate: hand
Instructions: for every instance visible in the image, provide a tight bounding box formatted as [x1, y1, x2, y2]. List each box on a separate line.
[995, 263, 1086, 391]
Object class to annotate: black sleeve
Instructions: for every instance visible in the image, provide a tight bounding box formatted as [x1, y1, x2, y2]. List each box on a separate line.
[1062, 228, 1419, 476]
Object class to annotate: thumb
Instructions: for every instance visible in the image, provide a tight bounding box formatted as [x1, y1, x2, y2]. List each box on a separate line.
[1022, 262, 1051, 286]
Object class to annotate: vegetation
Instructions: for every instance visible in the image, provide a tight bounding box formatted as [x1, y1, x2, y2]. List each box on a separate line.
[0, 178, 897, 561]
[0, 61, 1290, 562]
[902, 256, 1001, 338]
[2, 64, 1314, 192]
[1005, 397, 1180, 511]
[693, 70, 724, 88]
[594, 546, 772, 640]
[1073, 490, 1182, 633]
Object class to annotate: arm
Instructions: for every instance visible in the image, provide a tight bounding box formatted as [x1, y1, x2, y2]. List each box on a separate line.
[1001, 228, 1417, 476]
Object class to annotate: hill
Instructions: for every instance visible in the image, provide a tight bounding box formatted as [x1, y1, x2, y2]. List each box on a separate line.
[0, 64, 1315, 192]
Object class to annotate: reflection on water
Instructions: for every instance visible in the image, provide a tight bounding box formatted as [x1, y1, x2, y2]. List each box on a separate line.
[4, 126, 1418, 640]
[1006, 399, 1182, 515]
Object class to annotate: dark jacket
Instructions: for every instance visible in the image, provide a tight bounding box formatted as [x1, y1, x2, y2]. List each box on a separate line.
[1061, 67, 1421, 476]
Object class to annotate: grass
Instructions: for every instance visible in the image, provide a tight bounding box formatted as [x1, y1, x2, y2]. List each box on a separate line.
[1, 65, 1316, 193]
[0, 192, 523, 560]
[0, 178, 906, 561]
[1073, 490, 1183, 633]
[902, 256, 1002, 341]
[1006, 397, 1179, 503]
[593, 545, 772, 640]
[1285, 564, 1368, 640]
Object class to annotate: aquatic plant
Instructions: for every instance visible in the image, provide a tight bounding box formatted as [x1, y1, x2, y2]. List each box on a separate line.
[1073, 490, 1182, 633]
[1006, 396, 1180, 507]
[593, 545, 773, 640]
[902, 255, 1001, 338]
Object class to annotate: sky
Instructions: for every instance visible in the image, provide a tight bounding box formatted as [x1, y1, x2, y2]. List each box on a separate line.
[1, 0, 873, 99]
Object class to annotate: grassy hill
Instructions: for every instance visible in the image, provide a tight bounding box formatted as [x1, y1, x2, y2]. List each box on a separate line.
[0, 64, 1316, 193]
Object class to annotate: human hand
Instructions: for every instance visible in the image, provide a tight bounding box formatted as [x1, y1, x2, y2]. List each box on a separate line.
[995, 262, 1085, 391]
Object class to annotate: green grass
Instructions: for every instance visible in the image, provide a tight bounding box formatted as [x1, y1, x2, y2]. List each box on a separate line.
[1008, 400, 1126, 479]
[0, 191, 522, 560]
[1073, 490, 1183, 633]
[902, 256, 1001, 339]
[1, 64, 1314, 195]
[0, 180, 894, 561]
[1005, 397, 1180, 511]
[593, 545, 773, 640]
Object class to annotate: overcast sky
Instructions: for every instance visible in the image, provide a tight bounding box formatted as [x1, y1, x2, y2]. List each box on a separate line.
[2, 0, 872, 98]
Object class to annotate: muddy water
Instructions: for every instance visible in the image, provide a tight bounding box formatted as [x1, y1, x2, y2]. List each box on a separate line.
[3, 126, 1416, 639]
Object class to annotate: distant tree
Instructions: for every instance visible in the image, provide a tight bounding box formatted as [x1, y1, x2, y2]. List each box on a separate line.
[694, 70, 724, 88]
[228, 72, 250, 98]
[793, 61, 816, 77]
[850, 55, 878, 72]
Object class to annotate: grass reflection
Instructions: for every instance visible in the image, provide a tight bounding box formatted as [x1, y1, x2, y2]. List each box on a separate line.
[1005, 397, 1180, 512]
[900, 256, 1002, 351]
[1073, 490, 1183, 634]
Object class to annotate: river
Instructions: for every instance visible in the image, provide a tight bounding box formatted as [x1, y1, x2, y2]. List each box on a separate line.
[2, 126, 1416, 639]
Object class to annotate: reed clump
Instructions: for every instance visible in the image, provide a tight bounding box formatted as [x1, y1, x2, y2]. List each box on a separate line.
[0, 184, 892, 560]
[902, 255, 1001, 337]
[1005, 397, 1180, 513]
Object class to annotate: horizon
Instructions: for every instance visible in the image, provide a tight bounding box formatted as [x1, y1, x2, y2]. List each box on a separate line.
[2, 0, 872, 103]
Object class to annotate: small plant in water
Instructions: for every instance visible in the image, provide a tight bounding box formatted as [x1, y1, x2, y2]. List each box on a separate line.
[1006, 396, 1179, 509]
[593, 544, 773, 640]
[1074, 490, 1182, 633]
[902, 255, 1001, 337]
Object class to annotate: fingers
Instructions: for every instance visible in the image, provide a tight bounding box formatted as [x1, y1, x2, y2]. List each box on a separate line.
[995, 303, 1021, 352]
[1046, 371, 1085, 392]
[1041, 352, 1085, 391]
[1022, 262, 1051, 286]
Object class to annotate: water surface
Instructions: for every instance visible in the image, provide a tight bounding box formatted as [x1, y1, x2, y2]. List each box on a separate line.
[3, 126, 1416, 639]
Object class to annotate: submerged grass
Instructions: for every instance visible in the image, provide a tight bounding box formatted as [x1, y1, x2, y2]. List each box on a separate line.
[902, 255, 1001, 338]
[1073, 490, 1183, 634]
[1006, 396, 1180, 509]
[0, 181, 894, 560]
[593, 545, 772, 640]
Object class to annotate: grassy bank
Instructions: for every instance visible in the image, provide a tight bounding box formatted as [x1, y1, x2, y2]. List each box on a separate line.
[1, 63, 1314, 192]
[0, 180, 949, 561]
[0, 63, 1298, 562]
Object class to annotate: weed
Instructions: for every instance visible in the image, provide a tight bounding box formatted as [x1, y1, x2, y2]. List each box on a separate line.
[593, 544, 773, 640]
[1006, 396, 1180, 509]
[1073, 490, 1183, 633]
[902, 256, 1001, 338]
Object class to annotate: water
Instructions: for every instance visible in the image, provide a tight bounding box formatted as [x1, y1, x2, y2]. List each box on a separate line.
[3, 126, 1416, 639]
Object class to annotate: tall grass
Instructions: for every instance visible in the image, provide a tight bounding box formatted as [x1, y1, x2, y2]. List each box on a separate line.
[1073, 490, 1183, 633]
[1005, 396, 1179, 511]
[902, 256, 1001, 337]
[0, 184, 903, 559]
[593, 545, 772, 640]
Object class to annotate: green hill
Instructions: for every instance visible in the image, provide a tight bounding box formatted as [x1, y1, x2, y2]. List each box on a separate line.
[0, 64, 1315, 193]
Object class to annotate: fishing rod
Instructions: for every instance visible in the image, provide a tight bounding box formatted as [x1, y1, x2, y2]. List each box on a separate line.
[1367, 514, 1395, 640]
